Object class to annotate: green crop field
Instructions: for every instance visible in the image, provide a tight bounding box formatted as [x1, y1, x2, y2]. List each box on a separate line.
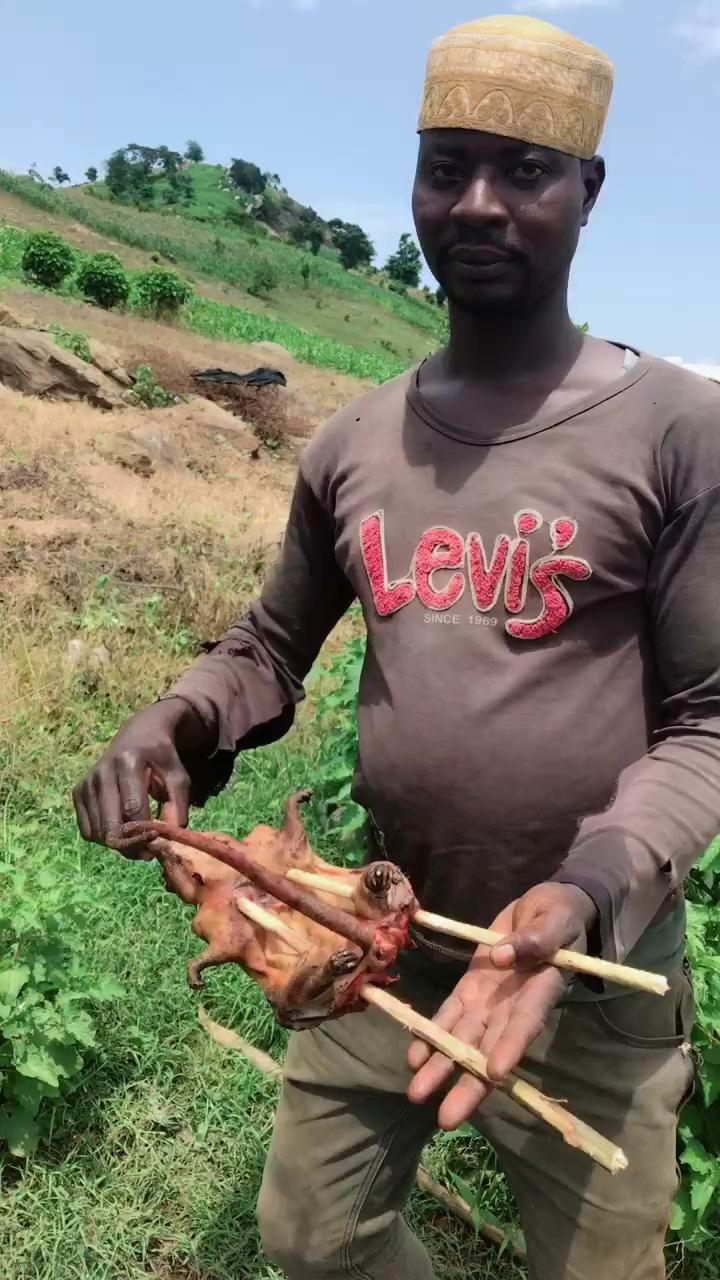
[0, 168, 445, 375]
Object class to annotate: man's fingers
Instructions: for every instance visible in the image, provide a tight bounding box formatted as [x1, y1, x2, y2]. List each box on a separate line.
[490, 916, 582, 973]
[407, 991, 464, 1072]
[437, 1073, 491, 1130]
[72, 783, 92, 841]
[157, 767, 191, 829]
[408, 1003, 489, 1104]
[115, 762, 153, 857]
[485, 976, 564, 1082]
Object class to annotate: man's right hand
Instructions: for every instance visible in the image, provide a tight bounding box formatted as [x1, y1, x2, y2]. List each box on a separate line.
[72, 697, 213, 854]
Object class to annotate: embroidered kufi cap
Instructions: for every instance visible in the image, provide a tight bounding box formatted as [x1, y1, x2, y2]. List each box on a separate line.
[418, 14, 614, 160]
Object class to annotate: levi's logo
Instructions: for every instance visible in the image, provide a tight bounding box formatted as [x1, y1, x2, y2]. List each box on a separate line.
[359, 509, 591, 641]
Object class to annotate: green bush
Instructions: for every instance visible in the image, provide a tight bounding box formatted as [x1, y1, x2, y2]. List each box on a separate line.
[132, 265, 191, 318]
[248, 259, 280, 298]
[75, 251, 129, 309]
[310, 616, 367, 857]
[129, 363, 176, 408]
[20, 230, 74, 289]
[47, 324, 92, 363]
[0, 842, 123, 1157]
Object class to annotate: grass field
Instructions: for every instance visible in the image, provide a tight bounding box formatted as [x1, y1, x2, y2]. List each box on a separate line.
[0, 163, 717, 1279]
[0, 168, 445, 373]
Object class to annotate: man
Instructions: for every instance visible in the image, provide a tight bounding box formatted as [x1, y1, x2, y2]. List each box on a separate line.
[74, 14, 720, 1280]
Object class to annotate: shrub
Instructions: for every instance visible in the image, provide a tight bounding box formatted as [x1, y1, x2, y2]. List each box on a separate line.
[248, 260, 279, 297]
[47, 324, 91, 363]
[75, 251, 130, 309]
[385, 233, 422, 288]
[310, 617, 367, 857]
[132, 266, 191, 317]
[20, 230, 74, 289]
[0, 849, 123, 1156]
[129, 363, 177, 408]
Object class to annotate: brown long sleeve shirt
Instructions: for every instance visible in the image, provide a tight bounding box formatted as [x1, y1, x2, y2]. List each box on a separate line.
[166, 351, 720, 988]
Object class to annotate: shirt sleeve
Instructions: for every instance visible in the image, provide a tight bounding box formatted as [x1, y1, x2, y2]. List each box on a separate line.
[551, 480, 720, 963]
[161, 465, 355, 805]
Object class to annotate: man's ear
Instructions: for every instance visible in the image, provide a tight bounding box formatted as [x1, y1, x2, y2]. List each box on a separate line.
[581, 156, 606, 227]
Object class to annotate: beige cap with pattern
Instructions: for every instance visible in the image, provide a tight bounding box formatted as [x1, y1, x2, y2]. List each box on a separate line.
[418, 15, 614, 160]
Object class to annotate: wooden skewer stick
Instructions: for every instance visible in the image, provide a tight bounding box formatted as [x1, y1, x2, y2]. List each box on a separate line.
[235, 896, 308, 951]
[286, 868, 669, 998]
[234, 896, 628, 1175]
[364, 986, 627, 1175]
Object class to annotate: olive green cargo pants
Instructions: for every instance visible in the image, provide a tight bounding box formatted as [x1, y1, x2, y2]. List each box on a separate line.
[258, 961, 695, 1280]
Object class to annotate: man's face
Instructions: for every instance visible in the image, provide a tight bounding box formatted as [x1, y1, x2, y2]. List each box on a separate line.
[412, 129, 604, 316]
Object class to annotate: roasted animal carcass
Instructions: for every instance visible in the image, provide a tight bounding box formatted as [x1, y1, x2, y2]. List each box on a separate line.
[117, 790, 417, 1030]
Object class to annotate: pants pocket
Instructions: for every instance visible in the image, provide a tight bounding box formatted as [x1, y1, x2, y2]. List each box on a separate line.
[589, 966, 694, 1051]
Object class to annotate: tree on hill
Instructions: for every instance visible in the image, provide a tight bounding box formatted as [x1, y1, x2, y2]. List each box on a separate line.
[228, 158, 266, 195]
[51, 166, 70, 185]
[85, 166, 98, 183]
[385, 233, 422, 288]
[185, 139, 204, 163]
[328, 219, 375, 271]
[104, 144, 193, 208]
[288, 207, 325, 256]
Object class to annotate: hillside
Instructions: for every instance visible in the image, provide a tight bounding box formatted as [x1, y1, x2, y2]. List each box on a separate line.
[0, 165, 445, 379]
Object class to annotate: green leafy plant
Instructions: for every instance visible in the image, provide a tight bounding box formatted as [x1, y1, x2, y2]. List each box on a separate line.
[128, 363, 177, 408]
[20, 230, 74, 289]
[47, 324, 92, 363]
[132, 265, 191, 318]
[311, 618, 367, 857]
[0, 843, 123, 1156]
[75, 251, 130, 309]
[248, 259, 280, 298]
[671, 837, 720, 1249]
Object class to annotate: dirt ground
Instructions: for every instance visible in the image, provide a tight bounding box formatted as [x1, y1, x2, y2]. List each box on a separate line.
[0, 286, 369, 645]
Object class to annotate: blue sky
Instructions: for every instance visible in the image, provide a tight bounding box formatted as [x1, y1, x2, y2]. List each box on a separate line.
[2, 0, 719, 360]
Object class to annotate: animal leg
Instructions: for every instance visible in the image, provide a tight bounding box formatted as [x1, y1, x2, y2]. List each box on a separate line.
[281, 788, 314, 862]
[187, 941, 240, 989]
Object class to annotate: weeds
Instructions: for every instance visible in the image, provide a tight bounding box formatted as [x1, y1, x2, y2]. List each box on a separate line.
[47, 323, 92, 363]
[128, 362, 177, 408]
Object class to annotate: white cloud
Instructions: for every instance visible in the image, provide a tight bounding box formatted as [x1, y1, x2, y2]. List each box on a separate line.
[673, 2, 720, 59]
[516, 0, 621, 10]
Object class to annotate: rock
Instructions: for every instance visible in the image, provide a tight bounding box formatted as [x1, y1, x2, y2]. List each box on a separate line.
[65, 639, 110, 671]
[102, 424, 185, 476]
[0, 327, 125, 409]
[159, 398, 260, 457]
[87, 339, 131, 387]
[0, 304, 24, 329]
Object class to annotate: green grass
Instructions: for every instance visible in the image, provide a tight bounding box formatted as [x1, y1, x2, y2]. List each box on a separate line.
[0, 639, 714, 1280]
[0, 222, 406, 383]
[0, 169, 446, 370]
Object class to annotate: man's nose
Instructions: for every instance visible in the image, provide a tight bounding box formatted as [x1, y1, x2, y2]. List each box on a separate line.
[451, 177, 508, 224]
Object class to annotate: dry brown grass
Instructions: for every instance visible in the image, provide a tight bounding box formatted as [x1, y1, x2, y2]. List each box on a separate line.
[0, 288, 368, 425]
[0, 388, 294, 638]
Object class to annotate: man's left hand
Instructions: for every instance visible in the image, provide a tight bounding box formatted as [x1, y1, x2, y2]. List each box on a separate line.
[407, 882, 599, 1129]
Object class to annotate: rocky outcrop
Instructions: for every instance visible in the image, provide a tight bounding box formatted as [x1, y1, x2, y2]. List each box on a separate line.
[0, 327, 125, 409]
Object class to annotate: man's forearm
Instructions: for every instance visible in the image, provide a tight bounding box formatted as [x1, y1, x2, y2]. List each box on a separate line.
[550, 722, 720, 962]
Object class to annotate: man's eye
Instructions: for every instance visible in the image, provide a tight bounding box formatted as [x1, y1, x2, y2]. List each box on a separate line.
[430, 162, 463, 183]
[510, 162, 548, 183]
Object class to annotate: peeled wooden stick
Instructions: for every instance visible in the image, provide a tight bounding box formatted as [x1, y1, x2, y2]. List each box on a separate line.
[235, 897, 627, 1174]
[236, 896, 308, 951]
[286, 868, 668, 998]
[364, 986, 628, 1175]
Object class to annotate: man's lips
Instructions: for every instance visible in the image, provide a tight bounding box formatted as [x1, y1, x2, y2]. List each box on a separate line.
[448, 245, 515, 265]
